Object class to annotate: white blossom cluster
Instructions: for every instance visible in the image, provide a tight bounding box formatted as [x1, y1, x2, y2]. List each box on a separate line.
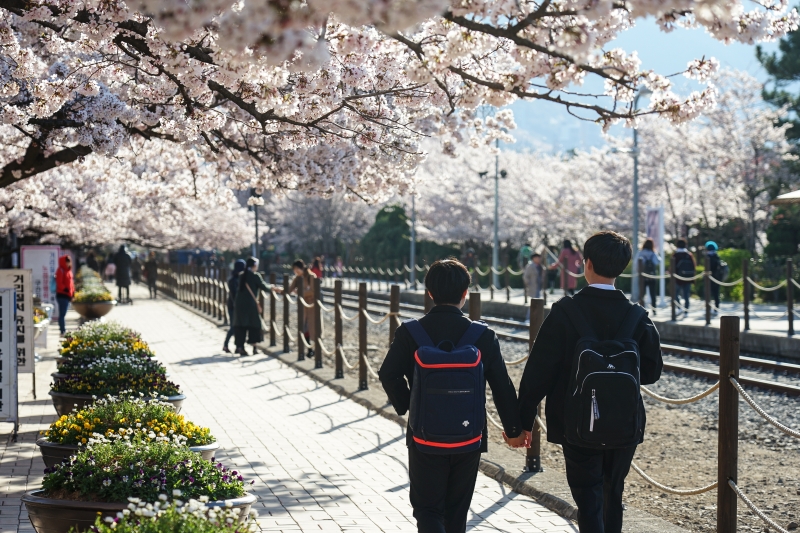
[412, 70, 793, 248]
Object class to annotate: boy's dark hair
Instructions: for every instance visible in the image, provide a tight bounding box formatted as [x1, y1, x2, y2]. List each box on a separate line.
[532, 253, 541, 259]
[292, 260, 305, 270]
[425, 259, 470, 305]
[676, 239, 687, 249]
[246, 257, 259, 269]
[583, 231, 632, 278]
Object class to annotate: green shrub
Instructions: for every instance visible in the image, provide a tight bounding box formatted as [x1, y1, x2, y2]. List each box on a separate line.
[84, 499, 255, 533]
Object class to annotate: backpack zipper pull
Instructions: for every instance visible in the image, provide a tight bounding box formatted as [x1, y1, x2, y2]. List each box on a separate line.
[590, 389, 599, 432]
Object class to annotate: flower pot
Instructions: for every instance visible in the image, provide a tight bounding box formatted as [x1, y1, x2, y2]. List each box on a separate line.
[36, 439, 220, 469]
[70, 301, 116, 320]
[49, 392, 186, 417]
[22, 490, 256, 533]
[50, 372, 67, 381]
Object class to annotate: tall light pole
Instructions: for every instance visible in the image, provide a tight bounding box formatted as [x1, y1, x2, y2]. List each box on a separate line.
[489, 138, 507, 289]
[250, 188, 261, 259]
[630, 88, 652, 303]
[410, 194, 417, 289]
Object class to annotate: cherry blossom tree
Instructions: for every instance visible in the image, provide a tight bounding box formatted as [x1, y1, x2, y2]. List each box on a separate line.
[1, 0, 796, 201]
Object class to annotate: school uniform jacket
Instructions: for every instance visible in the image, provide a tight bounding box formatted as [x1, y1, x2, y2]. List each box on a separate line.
[379, 305, 523, 452]
[517, 286, 663, 445]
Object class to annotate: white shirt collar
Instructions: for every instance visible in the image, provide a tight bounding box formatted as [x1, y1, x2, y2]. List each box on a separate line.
[589, 283, 616, 291]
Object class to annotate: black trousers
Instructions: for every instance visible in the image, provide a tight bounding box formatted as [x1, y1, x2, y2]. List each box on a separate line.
[234, 326, 262, 348]
[561, 443, 637, 533]
[643, 279, 657, 308]
[408, 444, 481, 533]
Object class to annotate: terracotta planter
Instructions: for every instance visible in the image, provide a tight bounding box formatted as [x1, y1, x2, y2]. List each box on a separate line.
[36, 439, 220, 469]
[22, 490, 256, 533]
[49, 391, 186, 417]
[70, 301, 116, 320]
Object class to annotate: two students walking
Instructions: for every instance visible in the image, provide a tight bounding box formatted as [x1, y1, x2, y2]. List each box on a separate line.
[380, 231, 663, 533]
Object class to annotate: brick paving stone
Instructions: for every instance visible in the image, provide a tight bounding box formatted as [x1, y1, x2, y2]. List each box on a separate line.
[1, 285, 578, 532]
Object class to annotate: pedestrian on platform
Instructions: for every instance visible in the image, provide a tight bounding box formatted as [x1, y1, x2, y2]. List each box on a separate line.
[334, 256, 344, 278]
[672, 239, 696, 316]
[552, 240, 583, 296]
[115, 245, 133, 304]
[55, 255, 74, 336]
[144, 252, 159, 299]
[131, 254, 142, 285]
[86, 251, 99, 273]
[104, 257, 116, 282]
[222, 259, 246, 354]
[518, 231, 663, 533]
[636, 238, 660, 314]
[523, 253, 545, 300]
[232, 257, 270, 357]
[287, 260, 318, 359]
[379, 259, 528, 533]
[705, 241, 722, 316]
[311, 257, 323, 279]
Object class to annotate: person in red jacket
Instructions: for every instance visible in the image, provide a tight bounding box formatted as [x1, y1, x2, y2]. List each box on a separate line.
[55, 255, 74, 335]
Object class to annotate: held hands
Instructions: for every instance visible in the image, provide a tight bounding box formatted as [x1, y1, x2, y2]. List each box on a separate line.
[503, 430, 532, 449]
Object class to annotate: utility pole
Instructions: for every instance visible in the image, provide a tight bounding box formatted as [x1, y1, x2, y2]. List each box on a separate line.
[250, 188, 261, 259]
[410, 194, 417, 289]
[491, 138, 507, 289]
[631, 88, 652, 303]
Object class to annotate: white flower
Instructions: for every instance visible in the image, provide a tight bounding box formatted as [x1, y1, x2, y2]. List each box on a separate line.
[172, 489, 182, 497]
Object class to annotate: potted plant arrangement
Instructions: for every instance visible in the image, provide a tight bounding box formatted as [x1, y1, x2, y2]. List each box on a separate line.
[72, 266, 116, 319]
[22, 441, 256, 533]
[81, 498, 256, 533]
[37, 395, 218, 468]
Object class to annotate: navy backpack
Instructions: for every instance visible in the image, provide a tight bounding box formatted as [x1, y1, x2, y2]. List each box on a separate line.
[405, 319, 487, 454]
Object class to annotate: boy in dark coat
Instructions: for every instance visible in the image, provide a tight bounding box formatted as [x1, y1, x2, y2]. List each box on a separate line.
[232, 257, 269, 356]
[379, 259, 527, 533]
[518, 231, 663, 533]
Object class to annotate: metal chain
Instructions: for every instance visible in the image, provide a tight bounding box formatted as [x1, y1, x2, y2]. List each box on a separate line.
[641, 382, 720, 405]
[729, 480, 789, 533]
[730, 377, 800, 439]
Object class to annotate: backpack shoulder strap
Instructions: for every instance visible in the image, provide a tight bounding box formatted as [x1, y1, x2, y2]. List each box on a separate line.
[403, 319, 434, 348]
[456, 321, 488, 348]
[615, 304, 646, 341]
[555, 297, 596, 339]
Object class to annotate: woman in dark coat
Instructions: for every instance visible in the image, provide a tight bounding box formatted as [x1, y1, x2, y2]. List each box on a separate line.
[115, 245, 133, 303]
[144, 251, 159, 299]
[223, 259, 246, 353]
[233, 257, 270, 356]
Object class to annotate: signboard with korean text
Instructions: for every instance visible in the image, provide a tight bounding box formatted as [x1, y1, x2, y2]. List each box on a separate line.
[0, 270, 33, 373]
[21, 245, 61, 319]
[0, 288, 18, 423]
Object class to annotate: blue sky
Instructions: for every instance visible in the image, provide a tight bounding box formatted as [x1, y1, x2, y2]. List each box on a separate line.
[509, 18, 781, 152]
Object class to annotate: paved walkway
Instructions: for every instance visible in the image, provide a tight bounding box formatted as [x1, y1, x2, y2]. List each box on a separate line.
[2, 284, 576, 533]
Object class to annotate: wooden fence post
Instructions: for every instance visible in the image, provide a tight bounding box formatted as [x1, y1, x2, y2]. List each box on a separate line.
[717, 315, 740, 532]
[469, 292, 481, 321]
[269, 273, 277, 346]
[335, 280, 344, 379]
[705, 254, 711, 326]
[314, 278, 323, 369]
[297, 277, 305, 361]
[282, 276, 290, 353]
[389, 284, 400, 344]
[670, 262, 676, 322]
[788, 258, 794, 337]
[743, 259, 750, 331]
[358, 282, 368, 391]
[526, 298, 545, 473]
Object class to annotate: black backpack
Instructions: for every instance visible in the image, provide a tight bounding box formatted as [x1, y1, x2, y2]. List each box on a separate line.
[675, 253, 696, 279]
[559, 298, 646, 449]
[641, 255, 657, 275]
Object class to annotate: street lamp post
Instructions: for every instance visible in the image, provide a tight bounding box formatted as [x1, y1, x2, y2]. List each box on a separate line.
[630, 88, 652, 303]
[410, 194, 417, 289]
[250, 188, 261, 259]
[487, 139, 507, 289]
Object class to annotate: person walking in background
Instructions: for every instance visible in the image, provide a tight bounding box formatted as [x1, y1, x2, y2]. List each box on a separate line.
[131, 254, 142, 285]
[523, 253, 545, 301]
[705, 241, 722, 316]
[233, 257, 270, 356]
[86, 251, 99, 273]
[222, 259, 246, 353]
[636, 239, 660, 315]
[104, 256, 116, 282]
[144, 251, 159, 299]
[334, 256, 344, 278]
[311, 257, 323, 279]
[287, 260, 318, 359]
[672, 239, 696, 317]
[552, 240, 583, 296]
[115, 245, 133, 304]
[55, 255, 74, 336]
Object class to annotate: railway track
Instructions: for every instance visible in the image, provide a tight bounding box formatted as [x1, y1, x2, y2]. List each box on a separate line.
[326, 289, 800, 397]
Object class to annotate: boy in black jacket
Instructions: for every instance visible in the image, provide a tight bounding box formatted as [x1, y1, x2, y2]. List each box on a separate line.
[518, 231, 663, 533]
[379, 259, 527, 533]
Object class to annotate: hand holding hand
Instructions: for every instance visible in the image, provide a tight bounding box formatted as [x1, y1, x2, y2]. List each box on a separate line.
[503, 431, 531, 449]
